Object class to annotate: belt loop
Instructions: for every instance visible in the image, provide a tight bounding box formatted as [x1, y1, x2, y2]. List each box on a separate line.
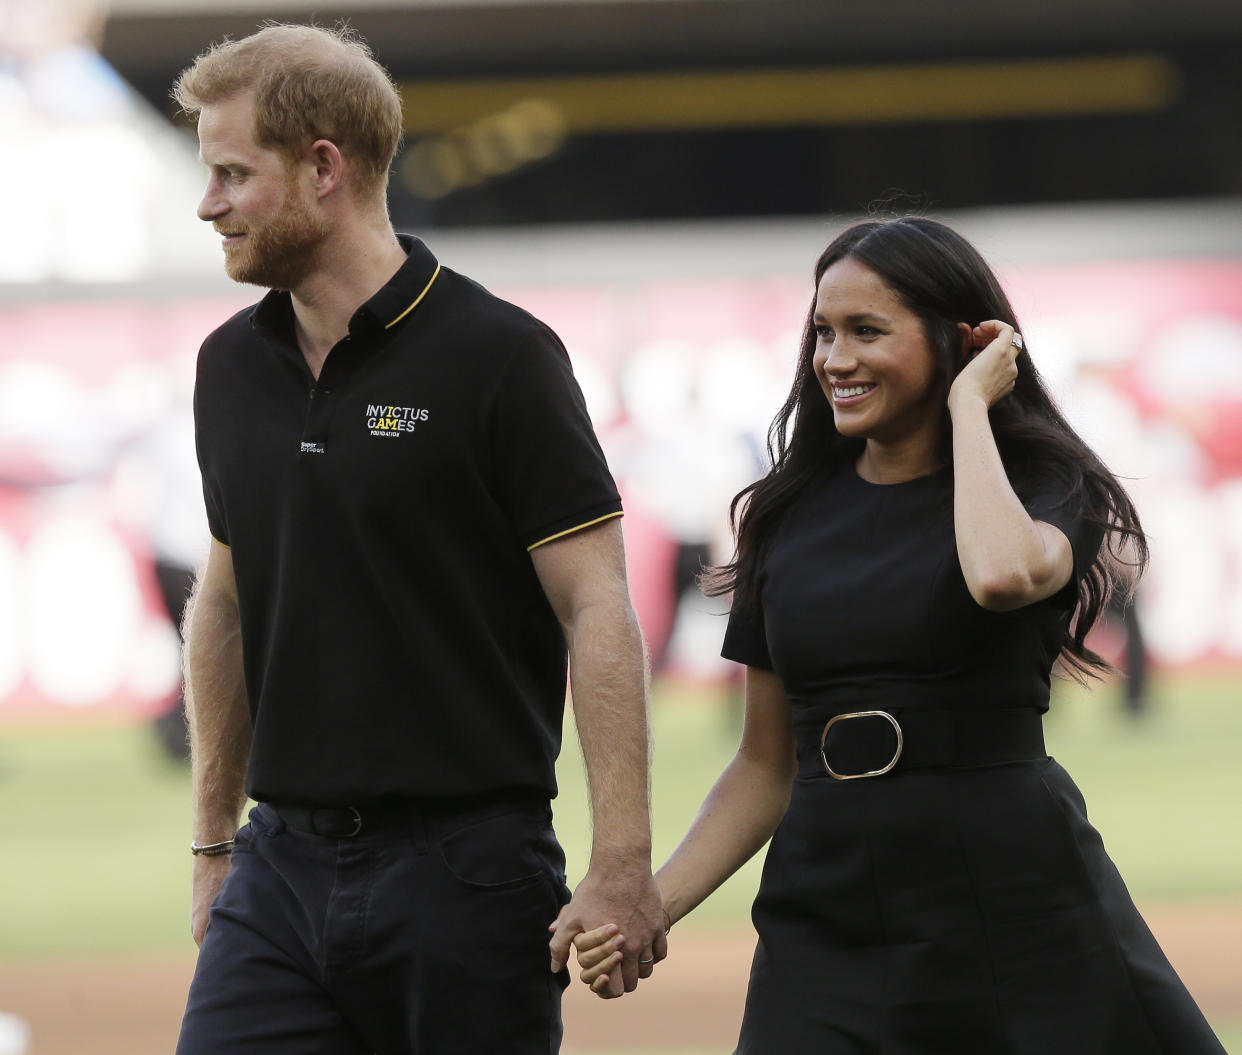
[260, 802, 287, 834]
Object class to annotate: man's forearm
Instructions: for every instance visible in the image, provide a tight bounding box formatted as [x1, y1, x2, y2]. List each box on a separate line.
[568, 601, 653, 867]
[538, 521, 666, 991]
[184, 578, 251, 842]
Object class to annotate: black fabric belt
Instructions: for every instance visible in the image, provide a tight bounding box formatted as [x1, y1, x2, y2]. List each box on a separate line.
[265, 790, 547, 839]
[797, 707, 1045, 781]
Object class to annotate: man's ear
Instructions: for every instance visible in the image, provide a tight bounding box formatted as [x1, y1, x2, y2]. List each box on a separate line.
[308, 139, 344, 198]
[955, 321, 974, 362]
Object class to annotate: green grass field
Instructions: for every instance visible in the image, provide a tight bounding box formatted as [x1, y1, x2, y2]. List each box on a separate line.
[0, 671, 1239, 1049]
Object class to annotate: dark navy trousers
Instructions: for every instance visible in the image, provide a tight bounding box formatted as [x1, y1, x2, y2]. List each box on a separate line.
[177, 798, 571, 1054]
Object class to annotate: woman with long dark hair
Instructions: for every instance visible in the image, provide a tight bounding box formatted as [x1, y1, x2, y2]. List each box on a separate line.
[558, 216, 1224, 1052]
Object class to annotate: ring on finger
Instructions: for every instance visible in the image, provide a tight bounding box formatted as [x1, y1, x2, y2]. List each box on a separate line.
[638, 957, 655, 965]
[1011, 332, 1025, 351]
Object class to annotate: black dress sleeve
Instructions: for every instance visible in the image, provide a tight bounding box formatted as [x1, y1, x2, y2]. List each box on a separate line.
[722, 590, 774, 670]
[1024, 487, 1105, 607]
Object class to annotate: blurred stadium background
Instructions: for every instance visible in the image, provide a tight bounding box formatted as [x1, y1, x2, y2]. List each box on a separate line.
[1, 0, 1240, 1051]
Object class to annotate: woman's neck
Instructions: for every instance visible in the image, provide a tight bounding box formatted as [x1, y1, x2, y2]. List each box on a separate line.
[855, 435, 943, 484]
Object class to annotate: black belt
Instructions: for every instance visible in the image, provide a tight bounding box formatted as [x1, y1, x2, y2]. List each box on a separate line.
[797, 707, 1045, 781]
[266, 790, 547, 839]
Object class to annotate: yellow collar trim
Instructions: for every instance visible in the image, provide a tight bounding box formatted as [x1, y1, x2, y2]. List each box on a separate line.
[385, 263, 442, 330]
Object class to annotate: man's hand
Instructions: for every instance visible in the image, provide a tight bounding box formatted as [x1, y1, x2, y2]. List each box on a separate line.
[548, 867, 667, 998]
[190, 854, 232, 947]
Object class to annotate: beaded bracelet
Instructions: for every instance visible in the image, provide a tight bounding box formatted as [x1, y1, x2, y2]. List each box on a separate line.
[190, 839, 235, 857]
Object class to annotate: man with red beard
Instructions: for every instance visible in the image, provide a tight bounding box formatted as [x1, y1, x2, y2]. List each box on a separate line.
[171, 24, 664, 1055]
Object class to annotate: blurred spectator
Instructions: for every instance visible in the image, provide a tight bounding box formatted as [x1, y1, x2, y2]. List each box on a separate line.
[0, 0, 125, 120]
[117, 398, 207, 761]
[1050, 314, 1204, 715]
[615, 340, 763, 682]
[0, 0, 209, 283]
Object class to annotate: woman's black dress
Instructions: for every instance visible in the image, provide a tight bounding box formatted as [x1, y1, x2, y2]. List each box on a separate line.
[722, 460, 1225, 1054]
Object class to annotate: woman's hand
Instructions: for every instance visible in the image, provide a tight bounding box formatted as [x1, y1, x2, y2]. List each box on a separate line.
[555, 922, 635, 998]
[949, 320, 1022, 413]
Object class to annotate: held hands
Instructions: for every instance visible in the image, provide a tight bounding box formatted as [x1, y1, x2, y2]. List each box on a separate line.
[949, 320, 1023, 413]
[566, 924, 637, 996]
[548, 868, 667, 999]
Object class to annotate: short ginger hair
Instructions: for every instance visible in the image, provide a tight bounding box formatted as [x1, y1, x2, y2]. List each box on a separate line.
[172, 23, 403, 201]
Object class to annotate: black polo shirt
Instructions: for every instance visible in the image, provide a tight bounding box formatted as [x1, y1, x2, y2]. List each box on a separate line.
[194, 235, 622, 805]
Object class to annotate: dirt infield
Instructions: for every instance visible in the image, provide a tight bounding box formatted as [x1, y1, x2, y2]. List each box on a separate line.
[2, 902, 1238, 1054]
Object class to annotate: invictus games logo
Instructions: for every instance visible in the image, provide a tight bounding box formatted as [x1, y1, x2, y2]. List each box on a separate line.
[366, 403, 429, 439]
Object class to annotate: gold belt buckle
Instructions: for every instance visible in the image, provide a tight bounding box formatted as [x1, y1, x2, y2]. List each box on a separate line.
[819, 710, 903, 781]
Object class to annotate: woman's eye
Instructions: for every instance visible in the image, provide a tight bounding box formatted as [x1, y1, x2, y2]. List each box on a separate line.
[815, 325, 834, 340]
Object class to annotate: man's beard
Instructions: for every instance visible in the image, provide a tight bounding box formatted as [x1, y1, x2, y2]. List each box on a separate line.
[222, 177, 330, 291]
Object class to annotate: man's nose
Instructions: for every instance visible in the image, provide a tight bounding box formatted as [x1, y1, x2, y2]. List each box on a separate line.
[197, 181, 226, 222]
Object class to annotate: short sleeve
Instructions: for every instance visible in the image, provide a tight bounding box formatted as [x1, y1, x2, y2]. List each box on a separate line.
[193, 350, 229, 546]
[1024, 487, 1105, 606]
[200, 478, 227, 545]
[489, 324, 622, 550]
[721, 591, 773, 670]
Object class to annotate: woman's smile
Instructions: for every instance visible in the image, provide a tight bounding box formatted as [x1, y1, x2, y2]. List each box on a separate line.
[830, 382, 877, 404]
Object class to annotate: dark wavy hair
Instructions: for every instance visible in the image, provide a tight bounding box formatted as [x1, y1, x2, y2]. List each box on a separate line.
[706, 216, 1146, 680]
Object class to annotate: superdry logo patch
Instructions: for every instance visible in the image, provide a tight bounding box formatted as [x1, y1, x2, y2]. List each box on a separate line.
[366, 403, 429, 439]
